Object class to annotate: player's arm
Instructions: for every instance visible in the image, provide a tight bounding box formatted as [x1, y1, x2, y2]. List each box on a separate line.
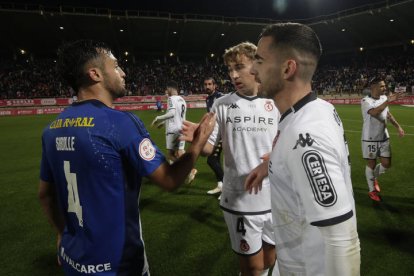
[151, 110, 174, 128]
[318, 219, 361, 276]
[387, 111, 405, 137]
[38, 180, 65, 233]
[38, 179, 65, 265]
[367, 93, 402, 117]
[148, 113, 216, 191]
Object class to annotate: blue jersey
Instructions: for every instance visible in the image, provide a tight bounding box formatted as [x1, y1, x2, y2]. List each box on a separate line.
[206, 91, 224, 112]
[40, 99, 165, 275]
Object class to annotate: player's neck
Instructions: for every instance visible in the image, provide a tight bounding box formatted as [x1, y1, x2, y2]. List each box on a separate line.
[274, 83, 312, 114]
[77, 87, 114, 108]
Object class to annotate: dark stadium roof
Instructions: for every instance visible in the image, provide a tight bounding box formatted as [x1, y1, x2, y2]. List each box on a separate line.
[0, 0, 413, 58]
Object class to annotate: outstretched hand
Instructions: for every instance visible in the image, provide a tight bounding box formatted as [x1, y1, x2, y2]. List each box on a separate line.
[180, 120, 200, 143]
[388, 92, 406, 102]
[151, 117, 165, 129]
[245, 161, 269, 194]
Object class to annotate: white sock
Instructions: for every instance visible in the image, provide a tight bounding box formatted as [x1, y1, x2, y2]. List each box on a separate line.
[365, 166, 375, 192]
[374, 163, 387, 178]
[217, 181, 223, 190]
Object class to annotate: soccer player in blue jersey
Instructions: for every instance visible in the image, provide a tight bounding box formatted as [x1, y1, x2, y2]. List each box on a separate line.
[38, 40, 215, 276]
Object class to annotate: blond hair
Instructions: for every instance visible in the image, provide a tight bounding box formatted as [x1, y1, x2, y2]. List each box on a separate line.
[223, 42, 257, 65]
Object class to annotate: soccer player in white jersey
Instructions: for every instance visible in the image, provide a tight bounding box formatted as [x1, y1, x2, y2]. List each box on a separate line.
[182, 42, 279, 276]
[361, 77, 405, 202]
[246, 23, 361, 275]
[152, 81, 197, 183]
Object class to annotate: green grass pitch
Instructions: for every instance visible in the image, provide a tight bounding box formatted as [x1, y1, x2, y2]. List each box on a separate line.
[0, 104, 413, 275]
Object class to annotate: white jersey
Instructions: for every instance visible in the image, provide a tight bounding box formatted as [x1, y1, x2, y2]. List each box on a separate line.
[209, 92, 279, 213]
[361, 95, 389, 141]
[166, 95, 186, 134]
[268, 93, 357, 275]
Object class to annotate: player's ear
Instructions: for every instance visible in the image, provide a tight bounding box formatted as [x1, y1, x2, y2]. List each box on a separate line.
[283, 59, 297, 80]
[87, 67, 103, 82]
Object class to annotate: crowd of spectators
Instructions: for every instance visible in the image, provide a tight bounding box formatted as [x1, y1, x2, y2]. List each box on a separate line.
[1, 47, 413, 99]
[314, 47, 414, 97]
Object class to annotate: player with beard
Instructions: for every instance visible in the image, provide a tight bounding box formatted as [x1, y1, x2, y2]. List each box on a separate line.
[38, 40, 216, 276]
[246, 23, 361, 275]
[203, 77, 224, 197]
[181, 42, 279, 276]
[361, 77, 405, 202]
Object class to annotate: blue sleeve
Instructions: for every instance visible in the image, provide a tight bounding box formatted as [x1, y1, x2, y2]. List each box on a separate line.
[119, 113, 166, 177]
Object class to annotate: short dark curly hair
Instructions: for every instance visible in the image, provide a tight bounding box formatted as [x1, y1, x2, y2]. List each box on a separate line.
[56, 40, 111, 92]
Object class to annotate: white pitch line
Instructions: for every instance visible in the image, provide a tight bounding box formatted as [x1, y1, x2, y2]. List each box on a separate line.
[341, 119, 414, 128]
[344, 129, 414, 136]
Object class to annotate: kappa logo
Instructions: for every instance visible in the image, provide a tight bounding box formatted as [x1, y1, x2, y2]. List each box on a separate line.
[302, 150, 337, 207]
[227, 103, 240, 109]
[293, 133, 319, 149]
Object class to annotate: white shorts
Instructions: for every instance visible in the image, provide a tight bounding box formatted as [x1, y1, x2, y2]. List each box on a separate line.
[166, 132, 185, 150]
[223, 211, 275, 255]
[362, 140, 391, 159]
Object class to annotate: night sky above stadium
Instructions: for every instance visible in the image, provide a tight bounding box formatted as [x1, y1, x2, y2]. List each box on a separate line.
[12, 0, 385, 19]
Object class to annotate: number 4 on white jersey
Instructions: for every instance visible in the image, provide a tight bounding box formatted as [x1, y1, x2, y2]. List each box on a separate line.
[64, 161, 83, 227]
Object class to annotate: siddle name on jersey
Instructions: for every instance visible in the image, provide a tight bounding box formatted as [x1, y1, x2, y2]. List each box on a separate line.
[56, 136, 75, 151]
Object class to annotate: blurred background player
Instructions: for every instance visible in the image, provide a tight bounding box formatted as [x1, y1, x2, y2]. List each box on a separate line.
[361, 76, 405, 202]
[182, 42, 279, 276]
[152, 81, 198, 184]
[38, 39, 215, 276]
[155, 97, 163, 112]
[204, 76, 224, 198]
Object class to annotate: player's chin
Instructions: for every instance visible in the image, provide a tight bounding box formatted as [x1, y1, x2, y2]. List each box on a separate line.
[112, 88, 128, 99]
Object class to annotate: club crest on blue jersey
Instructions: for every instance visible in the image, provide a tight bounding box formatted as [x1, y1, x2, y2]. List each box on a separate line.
[139, 138, 156, 161]
[293, 133, 319, 149]
[302, 150, 337, 207]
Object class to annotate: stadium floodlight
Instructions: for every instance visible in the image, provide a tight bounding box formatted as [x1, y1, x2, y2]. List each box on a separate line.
[210, 53, 215, 58]
[169, 52, 174, 57]
[411, 39, 414, 45]
[341, 28, 346, 32]
[173, 31, 177, 34]
[20, 49, 26, 55]
[59, 26, 64, 30]
[124, 51, 129, 56]
[359, 47, 364, 52]
[120, 29, 124, 32]
[221, 33, 225, 36]
[389, 19, 394, 22]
